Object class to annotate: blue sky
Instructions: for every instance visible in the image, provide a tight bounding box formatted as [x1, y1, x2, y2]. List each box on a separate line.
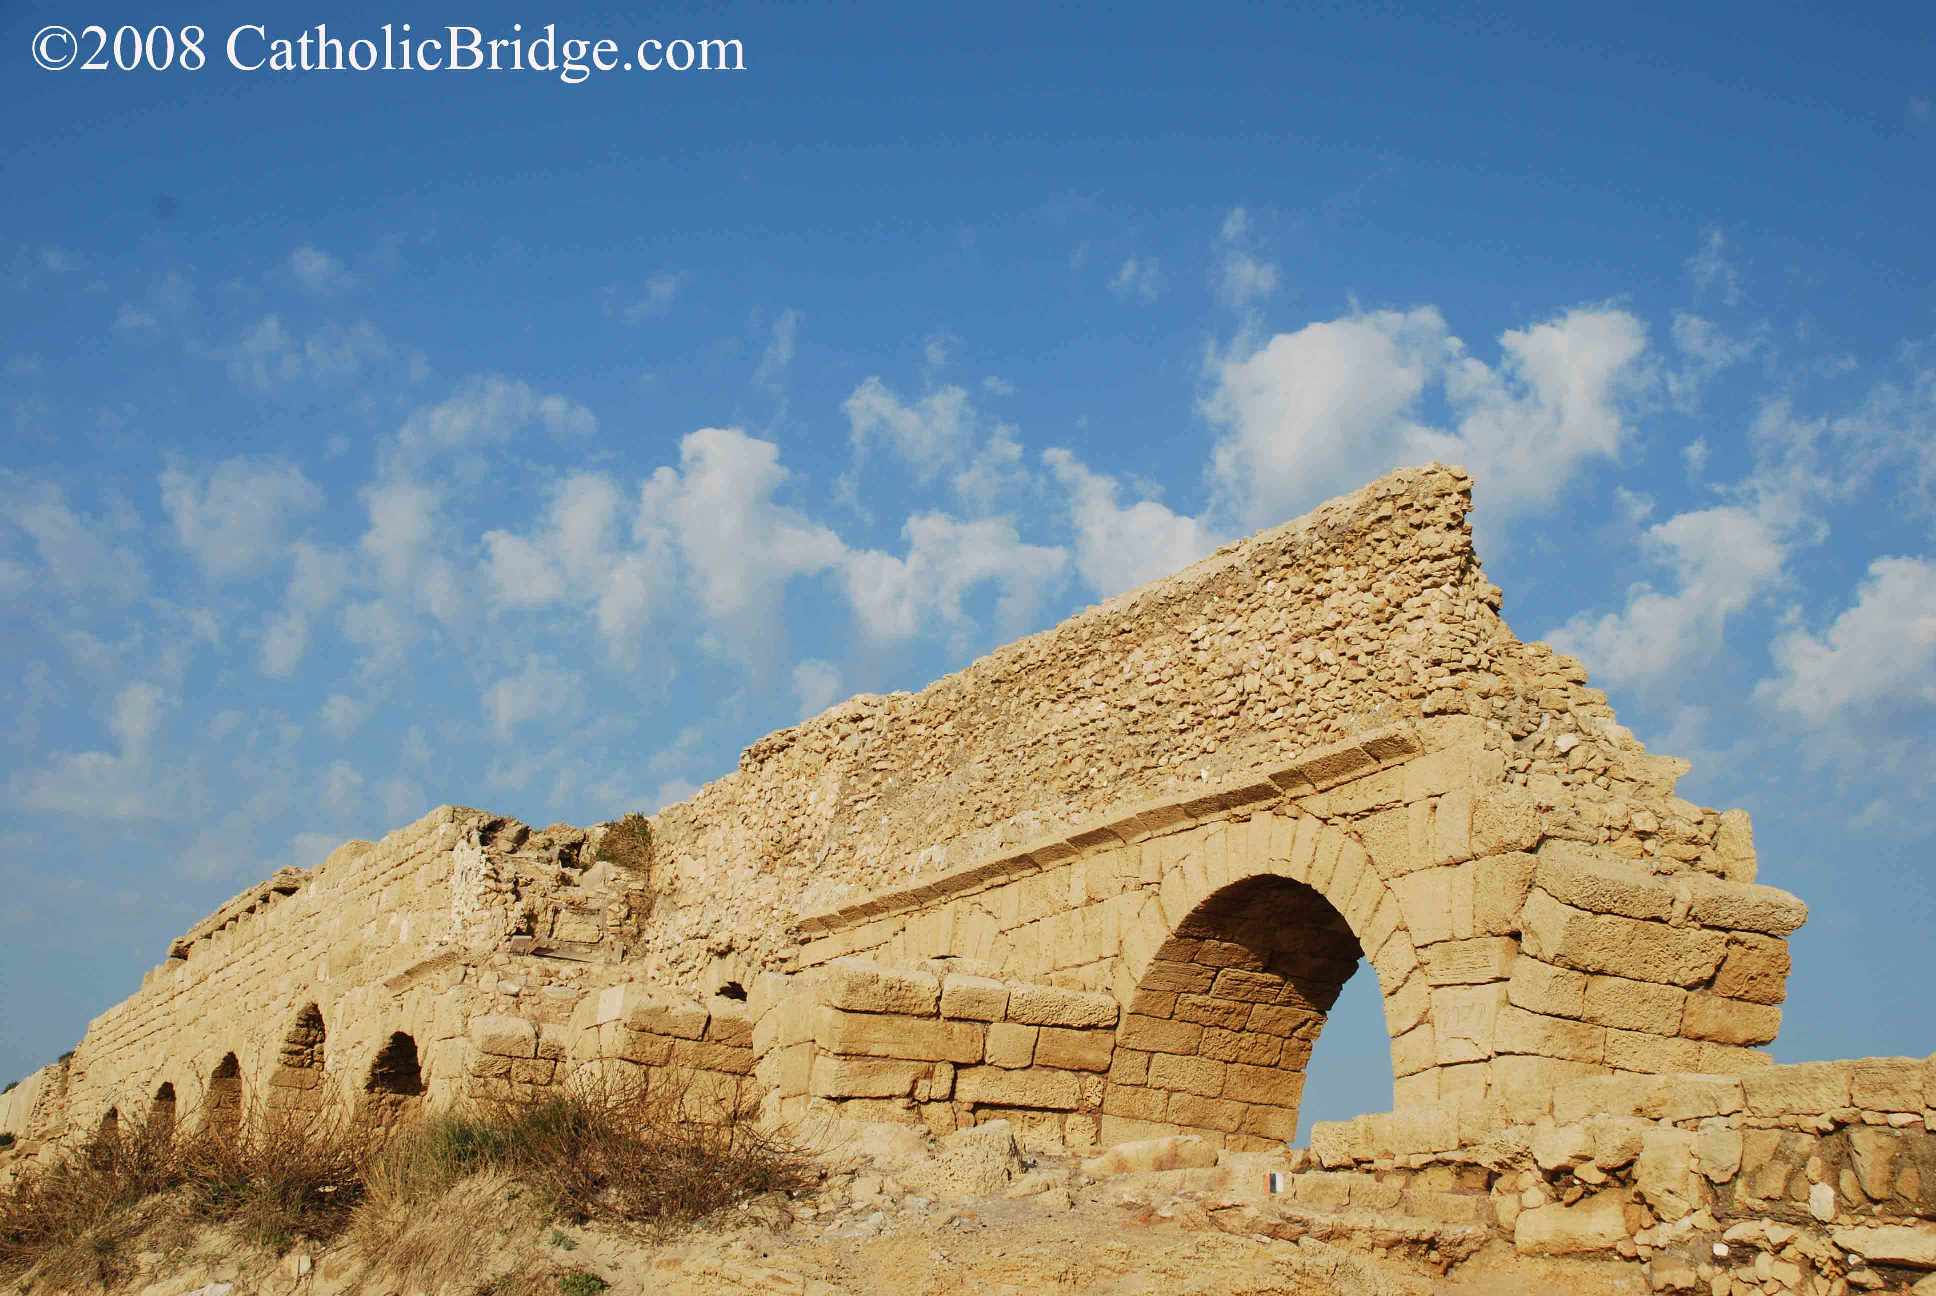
[3, 2, 1932, 1130]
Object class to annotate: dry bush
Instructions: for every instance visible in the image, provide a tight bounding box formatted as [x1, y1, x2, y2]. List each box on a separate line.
[0, 1091, 373, 1290]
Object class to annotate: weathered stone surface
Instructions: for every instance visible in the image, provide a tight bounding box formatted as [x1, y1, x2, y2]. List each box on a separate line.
[1514, 1191, 1629, 1255]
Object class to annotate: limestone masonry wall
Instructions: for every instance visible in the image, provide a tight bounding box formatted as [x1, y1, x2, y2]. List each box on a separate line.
[4, 463, 1929, 1291]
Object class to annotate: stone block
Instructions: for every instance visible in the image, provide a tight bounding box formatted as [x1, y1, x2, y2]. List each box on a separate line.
[1472, 851, 1538, 937]
[812, 1055, 927, 1099]
[1831, 1223, 1936, 1269]
[1136, 960, 1217, 995]
[1508, 956, 1586, 1019]
[1210, 968, 1284, 1004]
[1634, 1127, 1705, 1220]
[1174, 993, 1251, 1030]
[1079, 1134, 1217, 1176]
[1711, 934, 1789, 1006]
[1166, 1091, 1246, 1133]
[1108, 1048, 1150, 1085]
[470, 1014, 537, 1058]
[939, 974, 1008, 1021]
[1520, 889, 1726, 987]
[1536, 844, 1678, 921]
[1514, 1191, 1628, 1256]
[1148, 1052, 1225, 1097]
[816, 1007, 986, 1064]
[1034, 1027, 1113, 1072]
[1119, 1013, 1202, 1055]
[1423, 936, 1517, 985]
[1850, 1056, 1925, 1112]
[984, 1021, 1037, 1068]
[1714, 808, 1758, 882]
[1494, 1004, 1604, 1063]
[1380, 974, 1430, 1036]
[1198, 1027, 1280, 1067]
[1101, 1083, 1170, 1121]
[1683, 876, 1808, 936]
[1679, 992, 1780, 1046]
[1393, 866, 1461, 947]
[1581, 975, 1686, 1035]
[953, 1066, 1082, 1110]
[1391, 1021, 1435, 1076]
[1432, 983, 1507, 1064]
[1224, 1062, 1303, 1107]
[1743, 1061, 1852, 1116]
[1472, 789, 1542, 857]
[626, 998, 711, 1040]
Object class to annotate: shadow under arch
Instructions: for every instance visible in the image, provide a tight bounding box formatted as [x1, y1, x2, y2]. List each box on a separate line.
[147, 1081, 176, 1136]
[1108, 872, 1365, 1149]
[268, 1002, 327, 1115]
[205, 1052, 243, 1138]
[361, 1031, 425, 1128]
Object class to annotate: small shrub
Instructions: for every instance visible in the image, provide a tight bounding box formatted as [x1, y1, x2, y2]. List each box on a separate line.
[557, 1272, 608, 1296]
[594, 814, 653, 877]
[547, 1227, 577, 1250]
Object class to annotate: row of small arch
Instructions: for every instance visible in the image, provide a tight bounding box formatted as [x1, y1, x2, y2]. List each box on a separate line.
[96, 1003, 424, 1137]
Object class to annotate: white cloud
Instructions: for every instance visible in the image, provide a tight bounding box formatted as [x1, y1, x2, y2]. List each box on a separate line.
[1044, 449, 1219, 597]
[289, 245, 352, 295]
[641, 427, 846, 628]
[1666, 313, 1759, 411]
[1687, 228, 1742, 306]
[843, 378, 976, 482]
[1214, 207, 1278, 309]
[792, 659, 843, 720]
[1204, 305, 1649, 529]
[321, 760, 364, 812]
[2, 478, 148, 603]
[483, 656, 585, 739]
[160, 457, 323, 581]
[319, 693, 368, 739]
[10, 682, 179, 819]
[389, 375, 595, 472]
[480, 472, 671, 659]
[227, 316, 406, 391]
[1757, 556, 1936, 732]
[622, 272, 683, 322]
[1110, 257, 1163, 303]
[259, 543, 349, 677]
[1550, 505, 1786, 688]
[842, 513, 1067, 641]
[755, 309, 800, 388]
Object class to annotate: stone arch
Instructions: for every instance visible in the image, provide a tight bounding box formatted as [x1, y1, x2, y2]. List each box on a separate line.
[1104, 813, 1425, 1150]
[361, 1031, 425, 1127]
[147, 1081, 176, 1136]
[268, 1003, 328, 1116]
[205, 1052, 243, 1138]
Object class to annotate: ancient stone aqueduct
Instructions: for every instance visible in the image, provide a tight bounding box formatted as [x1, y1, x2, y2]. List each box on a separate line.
[5, 465, 1933, 1279]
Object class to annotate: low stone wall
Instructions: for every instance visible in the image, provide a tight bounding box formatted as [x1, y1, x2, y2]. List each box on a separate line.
[748, 959, 1120, 1149]
[1286, 1057, 1936, 1291]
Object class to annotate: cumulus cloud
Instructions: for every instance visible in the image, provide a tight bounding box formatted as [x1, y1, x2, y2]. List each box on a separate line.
[1204, 305, 1649, 529]
[1551, 505, 1787, 688]
[641, 426, 846, 630]
[792, 659, 843, 720]
[842, 513, 1067, 641]
[621, 272, 683, 322]
[2, 478, 149, 604]
[1043, 449, 1219, 597]
[289, 245, 352, 295]
[1757, 556, 1936, 738]
[1110, 257, 1163, 303]
[160, 457, 323, 581]
[10, 682, 180, 819]
[227, 316, 409, 392]
[483, 656, 584, 739]
[843, 378, 976, 482]
[481, 471, 671, 658]
[755, 309, 800, 388]
[319, 693, 368, 739]
[1687, 228, 1742, 306]
[389, 375, 596, 473]
[1214, 207, 1278, 309]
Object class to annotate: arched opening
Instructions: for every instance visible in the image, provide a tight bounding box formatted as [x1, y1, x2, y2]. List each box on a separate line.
[147, 1082, 176, 1137]
[361, 1031, 425, 1127]
[1107, 874, 1368, 1151]
[268, 1004, 327, 1116]
[206, 1053, 243, 1138]
[96, 1106, 119, 1141]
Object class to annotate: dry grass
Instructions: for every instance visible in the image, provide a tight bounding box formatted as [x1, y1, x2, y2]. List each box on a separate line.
[0, 1071, 809, 1293]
